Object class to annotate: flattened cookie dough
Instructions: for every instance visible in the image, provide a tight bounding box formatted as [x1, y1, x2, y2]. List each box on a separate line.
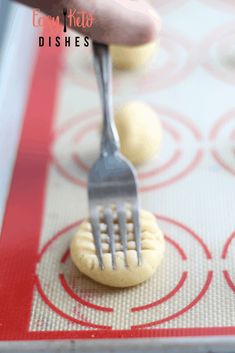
[115, 101, 163, 165]
[110, 41, 159, 70]
[70, 210, 165, 288]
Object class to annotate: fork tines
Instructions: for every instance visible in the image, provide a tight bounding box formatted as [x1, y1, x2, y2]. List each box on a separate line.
[90, 203, 141, 270]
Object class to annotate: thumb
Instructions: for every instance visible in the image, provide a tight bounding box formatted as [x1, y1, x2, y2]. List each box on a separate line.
[17, 0, 161, 45]
[74, 0, 161, 45]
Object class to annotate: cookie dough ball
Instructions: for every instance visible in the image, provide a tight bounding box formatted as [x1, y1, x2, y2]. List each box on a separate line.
[115, 101, 163, 165]
[110, 41, 158, 70]
[70, 210, 165, 288]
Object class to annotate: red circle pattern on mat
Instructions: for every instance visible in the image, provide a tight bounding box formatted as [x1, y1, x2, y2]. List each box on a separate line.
[209, 110, 235, 177]
[200, 22, 235, 85]
[36, 215, 212, 329]
[62, 30, 195, 93]
[51, 107, 203, 192]
[221, 231, 235, 294]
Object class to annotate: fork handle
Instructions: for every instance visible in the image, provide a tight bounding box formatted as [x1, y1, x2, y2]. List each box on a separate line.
[92, 42, 120, 156]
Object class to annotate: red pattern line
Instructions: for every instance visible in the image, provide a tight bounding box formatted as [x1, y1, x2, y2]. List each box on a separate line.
[140, 149, 203, 192]
[210, 111, 235, 140]
[38, 221, 82, 261]
[156, 213, 212, 259]
[221, 232, 235, 259]
[72, 153, 90, 173]
[0, 44, 63, 339]
[15, 326, 235, 340]
[211, 149, 235, 177]
[51, 153, 87, 187]
[152, 106, 202, 141]
[35, 275, 112, 329]
[131, 271, 188, 312]
[138, 150, 182, 180]
[52, 109, 98, 139]
[132, 271, 213, 329]
[165, 235, 187, 260]
[223, 271, 235, 293]
[61, 249, 70, 263]
[59, 274, 113, 313]
[73, 122, 98, 143]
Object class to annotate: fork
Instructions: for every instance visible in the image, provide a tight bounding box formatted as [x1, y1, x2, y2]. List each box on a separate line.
[63, 8, 67, 33]
[88, 42, 141, 270]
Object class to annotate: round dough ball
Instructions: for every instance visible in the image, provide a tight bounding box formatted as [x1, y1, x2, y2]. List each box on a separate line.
[110, 40, 158, 70]
[115, 101, 163, 165]
[70, 210, 165, 288]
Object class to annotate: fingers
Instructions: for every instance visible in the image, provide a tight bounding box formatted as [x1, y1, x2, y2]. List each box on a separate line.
[16, 0, 161, 45]
[74, 0, 161, 45]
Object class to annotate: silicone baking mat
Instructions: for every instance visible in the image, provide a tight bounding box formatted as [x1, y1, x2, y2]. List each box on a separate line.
[0, 0, 235, 342]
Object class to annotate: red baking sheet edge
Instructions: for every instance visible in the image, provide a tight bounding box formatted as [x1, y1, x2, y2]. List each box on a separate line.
[0, 41, 235, 341]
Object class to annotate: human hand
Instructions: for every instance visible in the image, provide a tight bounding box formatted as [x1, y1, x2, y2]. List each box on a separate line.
[16, 0, 161, 45]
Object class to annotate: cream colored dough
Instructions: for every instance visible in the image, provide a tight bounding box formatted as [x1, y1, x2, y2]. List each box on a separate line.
[110, 40, 159, 70]
[115, 101, 163, 165]
[70, 209, 165, 288]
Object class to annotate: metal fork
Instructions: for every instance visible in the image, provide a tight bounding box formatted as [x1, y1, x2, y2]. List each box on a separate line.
[88, 42, 141, 270]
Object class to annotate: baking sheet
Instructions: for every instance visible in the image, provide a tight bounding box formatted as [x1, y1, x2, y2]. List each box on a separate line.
[0, 0, 235, 351]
